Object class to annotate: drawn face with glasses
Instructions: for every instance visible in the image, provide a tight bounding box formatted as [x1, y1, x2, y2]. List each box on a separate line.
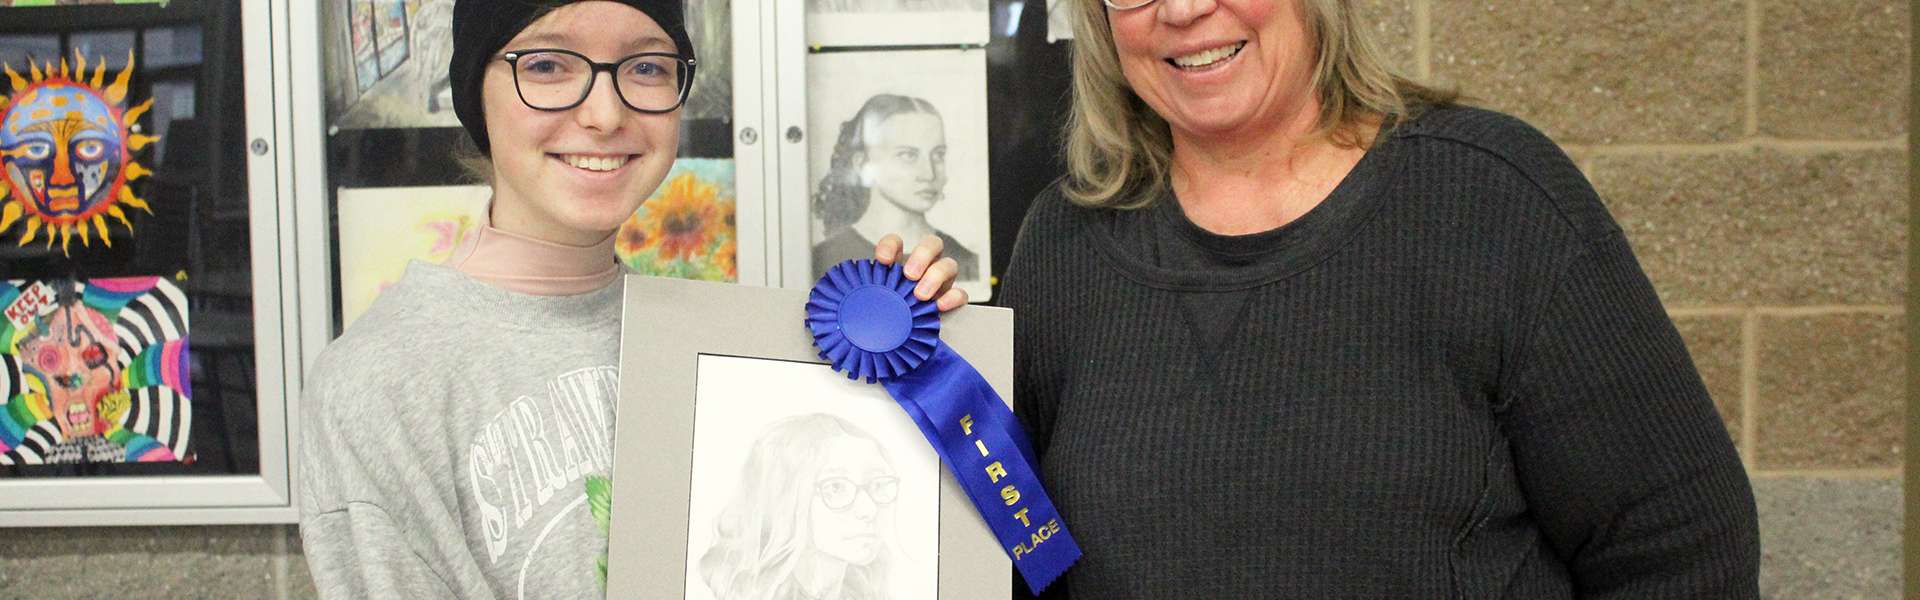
[809, 435, 900, 565]
[479, 2, 687, 247]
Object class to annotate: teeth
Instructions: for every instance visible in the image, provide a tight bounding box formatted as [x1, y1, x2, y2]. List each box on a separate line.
[1172, 42, 1245, 68]
[562, 154, 629, 172]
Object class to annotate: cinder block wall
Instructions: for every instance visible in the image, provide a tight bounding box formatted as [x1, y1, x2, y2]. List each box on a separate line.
[0, 2, 1908, 598]
[1398, 0, 1907, 596]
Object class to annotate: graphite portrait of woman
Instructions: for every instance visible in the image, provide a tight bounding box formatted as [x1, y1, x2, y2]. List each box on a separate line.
[811, 93, 981, 283]
[697, 413, 921, 600]
[804, 48, 992, 299]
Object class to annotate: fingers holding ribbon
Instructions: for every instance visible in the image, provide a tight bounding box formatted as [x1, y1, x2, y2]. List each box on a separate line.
[873, 233, 908, 266]
[874, 233, 965, 312]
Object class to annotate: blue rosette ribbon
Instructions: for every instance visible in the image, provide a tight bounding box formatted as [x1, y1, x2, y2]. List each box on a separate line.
[807, 259, 1081, 594]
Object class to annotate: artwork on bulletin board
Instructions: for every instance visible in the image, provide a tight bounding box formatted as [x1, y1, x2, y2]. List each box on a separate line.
[806, 49, 991, 300]
[335, 184, 490, 329]
[0, 276, 192, 466]
[807, 0, 989, 47]
[616, 158, 738, 283]
[325, 0, 457, 130]
[0, 51, 162, 258]
[0, 0, 169, 6]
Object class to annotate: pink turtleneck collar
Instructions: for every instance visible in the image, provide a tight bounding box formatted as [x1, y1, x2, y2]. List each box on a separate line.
[445, 218, 620, 296]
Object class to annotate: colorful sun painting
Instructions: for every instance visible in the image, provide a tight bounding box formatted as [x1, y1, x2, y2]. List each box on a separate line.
[616, 159, 737, 282]
[0, 277, 192, 465]
[0, 50, 159, 257]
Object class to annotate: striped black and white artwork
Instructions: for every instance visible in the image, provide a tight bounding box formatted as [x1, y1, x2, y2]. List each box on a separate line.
[0, 277, 193, 466]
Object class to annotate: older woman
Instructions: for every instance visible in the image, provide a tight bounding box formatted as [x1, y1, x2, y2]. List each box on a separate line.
[998, 0, 1760, 598]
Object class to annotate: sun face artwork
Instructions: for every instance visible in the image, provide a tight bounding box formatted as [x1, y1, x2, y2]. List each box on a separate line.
[0, 50, 159, 256]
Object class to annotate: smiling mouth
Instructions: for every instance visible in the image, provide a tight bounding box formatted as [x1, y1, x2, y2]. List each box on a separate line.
[1168, 41, 1247, 70]
[47, 188, 80, 212]
[553, 153, 637, 173]
[66, 404, 92, 428]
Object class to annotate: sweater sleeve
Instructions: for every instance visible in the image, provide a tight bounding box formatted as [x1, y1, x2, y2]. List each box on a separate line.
[1497, 232, 1760, 598]
[297, 364, 478, 599]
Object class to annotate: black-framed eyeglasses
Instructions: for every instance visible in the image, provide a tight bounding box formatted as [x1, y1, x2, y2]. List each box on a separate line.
[500, 48, 695, 114]
[815, 476, 900, 511]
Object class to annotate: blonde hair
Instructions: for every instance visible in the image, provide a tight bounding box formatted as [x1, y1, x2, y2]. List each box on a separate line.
[1062, 0, 1457, 208]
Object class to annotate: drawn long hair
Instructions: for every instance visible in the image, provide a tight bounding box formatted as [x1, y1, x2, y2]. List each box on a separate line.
[811, 94, 943, 233]
[699, 414, 896, 600]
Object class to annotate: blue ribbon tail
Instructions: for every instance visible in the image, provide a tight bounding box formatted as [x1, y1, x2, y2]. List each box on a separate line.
[884, 343, 1082, 594]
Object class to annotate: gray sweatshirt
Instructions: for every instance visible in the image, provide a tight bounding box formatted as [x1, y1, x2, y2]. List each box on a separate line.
[299, 261, 622, 599]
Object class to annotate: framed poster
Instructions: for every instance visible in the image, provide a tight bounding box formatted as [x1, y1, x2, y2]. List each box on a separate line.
[803, 48, 992, 300]
[0, 0, 303, 525]
[607, 276, 1010, 598]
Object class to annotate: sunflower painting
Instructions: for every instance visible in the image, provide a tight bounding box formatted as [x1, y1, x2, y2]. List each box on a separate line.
[617, 159, 736, 282]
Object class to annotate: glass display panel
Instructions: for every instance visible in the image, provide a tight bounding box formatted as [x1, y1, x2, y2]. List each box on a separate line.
[0, 1, 261, 478]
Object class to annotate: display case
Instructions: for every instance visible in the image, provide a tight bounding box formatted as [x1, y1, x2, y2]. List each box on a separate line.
[0, 0, 303, 526]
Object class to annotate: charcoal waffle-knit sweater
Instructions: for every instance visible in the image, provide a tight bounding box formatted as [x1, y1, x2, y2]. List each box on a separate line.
[998, 106, 1759, 599]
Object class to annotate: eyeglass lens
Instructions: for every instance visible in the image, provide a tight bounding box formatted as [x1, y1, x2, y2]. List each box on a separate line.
[512, 51, 686, 112]
[816, 476, 901, 510]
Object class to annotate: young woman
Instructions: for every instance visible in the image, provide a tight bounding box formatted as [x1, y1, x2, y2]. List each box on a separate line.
[297, 2, 965, 598]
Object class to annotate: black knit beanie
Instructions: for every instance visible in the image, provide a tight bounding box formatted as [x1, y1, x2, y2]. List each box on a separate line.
[450, 0, 694, 156]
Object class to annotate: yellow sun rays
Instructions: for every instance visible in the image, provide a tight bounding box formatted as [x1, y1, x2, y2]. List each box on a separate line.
[0, 49, 156, 256]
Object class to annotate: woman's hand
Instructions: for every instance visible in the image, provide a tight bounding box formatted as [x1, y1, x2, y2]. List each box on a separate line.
[874, 233, 969, 312]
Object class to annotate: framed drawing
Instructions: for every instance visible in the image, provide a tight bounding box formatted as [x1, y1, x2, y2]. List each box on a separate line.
[607, 275, 1010, 598]
[802, 48, 992, 301]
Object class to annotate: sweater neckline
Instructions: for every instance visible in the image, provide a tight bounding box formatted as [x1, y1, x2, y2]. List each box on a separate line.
[394, 260, 624, 331]
[1090, 128, 1406, 292]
